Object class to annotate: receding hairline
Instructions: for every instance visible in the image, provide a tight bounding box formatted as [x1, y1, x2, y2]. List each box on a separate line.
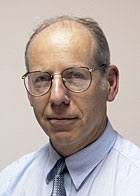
[28, 19, 96, 51]
[26, 18, 97, 68]
[25, 16, 110, 72]
[30, 16, 98, 36]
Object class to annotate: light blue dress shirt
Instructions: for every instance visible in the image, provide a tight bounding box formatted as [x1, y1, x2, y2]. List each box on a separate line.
[1, 121, 140, 196]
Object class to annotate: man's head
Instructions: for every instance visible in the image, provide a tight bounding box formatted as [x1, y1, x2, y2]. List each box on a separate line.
[23, 16, 119, 156]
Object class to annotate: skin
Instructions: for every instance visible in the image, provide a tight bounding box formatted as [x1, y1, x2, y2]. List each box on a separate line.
[26, 20, 119, 156]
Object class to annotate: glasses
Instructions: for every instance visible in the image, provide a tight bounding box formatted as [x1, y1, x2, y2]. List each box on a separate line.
[22, 64, 106, 97]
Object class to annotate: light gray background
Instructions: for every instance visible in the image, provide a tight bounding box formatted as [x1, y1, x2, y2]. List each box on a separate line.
[0, 0, 140, 170]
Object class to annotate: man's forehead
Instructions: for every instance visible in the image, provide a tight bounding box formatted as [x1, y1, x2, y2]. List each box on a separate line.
[26, 20, 96, 66]
[29, 20, 95, 48]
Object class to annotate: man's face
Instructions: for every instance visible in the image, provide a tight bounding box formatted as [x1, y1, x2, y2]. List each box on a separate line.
[27, 21, 108, 156]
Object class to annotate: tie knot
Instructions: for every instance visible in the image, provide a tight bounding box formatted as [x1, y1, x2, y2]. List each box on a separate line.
[46, 158, 66, 183]
[54, 158, 66, 176]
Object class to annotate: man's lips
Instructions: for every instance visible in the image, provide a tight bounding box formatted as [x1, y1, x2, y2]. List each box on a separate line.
[47, 116, 78, 127]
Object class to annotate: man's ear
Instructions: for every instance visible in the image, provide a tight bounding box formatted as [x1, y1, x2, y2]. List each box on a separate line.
[107, 65, 119, 102]
[27, 93, 33, 107]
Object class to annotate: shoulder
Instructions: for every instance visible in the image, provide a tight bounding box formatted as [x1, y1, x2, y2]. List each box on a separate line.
[0, 144, 49, 194]
[113, 133, 140, 168]
[107, 134, 140, 194]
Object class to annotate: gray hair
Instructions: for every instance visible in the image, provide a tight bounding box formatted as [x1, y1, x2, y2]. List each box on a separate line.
[25, 16, 110, 72]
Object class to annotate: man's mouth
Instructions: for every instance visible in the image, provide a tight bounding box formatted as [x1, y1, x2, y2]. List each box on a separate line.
[47, 117, 78, 128]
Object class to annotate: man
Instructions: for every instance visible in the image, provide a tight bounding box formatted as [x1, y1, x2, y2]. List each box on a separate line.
[0, 16, 140, 196]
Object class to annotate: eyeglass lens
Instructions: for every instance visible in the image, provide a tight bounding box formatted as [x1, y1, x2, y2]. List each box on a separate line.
[24, 67, 91, 96]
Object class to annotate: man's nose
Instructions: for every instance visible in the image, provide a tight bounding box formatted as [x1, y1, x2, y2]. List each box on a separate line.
[49, 74, 70, 106]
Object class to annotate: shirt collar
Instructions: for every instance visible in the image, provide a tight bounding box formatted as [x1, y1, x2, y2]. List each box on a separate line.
[47, 121, 117, 190]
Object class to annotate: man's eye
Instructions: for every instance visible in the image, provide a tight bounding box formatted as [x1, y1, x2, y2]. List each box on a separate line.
[72, 72, 85, 79]
[65, 71, 85, 79]
[34, 75, 51, 83]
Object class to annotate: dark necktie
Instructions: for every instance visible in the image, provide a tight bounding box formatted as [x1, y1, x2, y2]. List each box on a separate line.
[47, 158, 67, 196]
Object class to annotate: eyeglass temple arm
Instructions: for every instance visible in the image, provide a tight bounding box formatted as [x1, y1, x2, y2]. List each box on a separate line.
[22, 72, 29, 79]
[93, 64, 107, 71]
